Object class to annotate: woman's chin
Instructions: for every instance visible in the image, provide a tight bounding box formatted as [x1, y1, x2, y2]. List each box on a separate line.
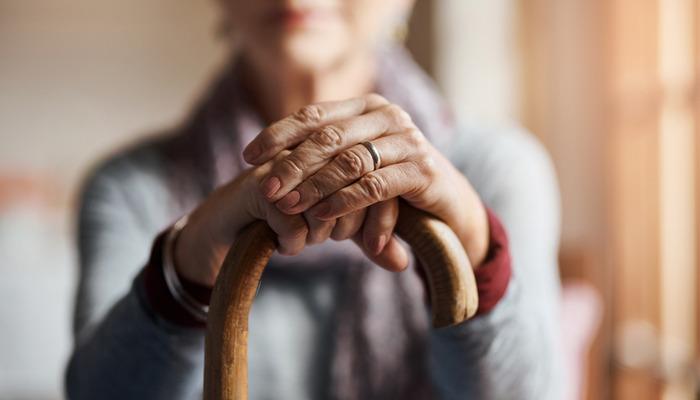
[276, 35, 349, 72]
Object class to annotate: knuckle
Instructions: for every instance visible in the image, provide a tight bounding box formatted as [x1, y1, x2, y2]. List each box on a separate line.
[336, 148, 366, 178]
[312, 125, 344, 149]
[293, 104, 325, 125]
[311, 221, 334, 243]
[306, 227, 321, 244]
[406, 128, 426, 147]
[360, 173, 386, 201]
[280, 156, 305, 178]
[365, 93, 389, 106]
[331, 217, 356, 241]
[273, 149, 292, 162]
[405, 129, 432, 168]
[306, 177, 325, 200]
[385, 104, 412, 128]
[415, 153, 438, 179]
[329, 221, 343, 241]
[289, 223, 309, 240]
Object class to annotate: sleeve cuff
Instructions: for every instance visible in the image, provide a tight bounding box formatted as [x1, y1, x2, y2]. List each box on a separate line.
[473, 207, 512, 316]
[140, 229, 213, 328]
[141, 208, 511, 326]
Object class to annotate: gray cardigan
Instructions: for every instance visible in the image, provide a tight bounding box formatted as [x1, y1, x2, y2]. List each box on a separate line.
[65, 123, 565, 399]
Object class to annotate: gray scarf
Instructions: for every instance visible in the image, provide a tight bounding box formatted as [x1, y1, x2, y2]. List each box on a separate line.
[165, 46, 457, 399]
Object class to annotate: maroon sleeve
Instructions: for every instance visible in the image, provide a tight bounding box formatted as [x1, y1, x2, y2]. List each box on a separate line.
[141, 230, 213, 328]
[142, 207, 512, 327]
[473, 207, 512, 316]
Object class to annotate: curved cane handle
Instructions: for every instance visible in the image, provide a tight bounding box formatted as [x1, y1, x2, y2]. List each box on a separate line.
[203, 201, 478, 400]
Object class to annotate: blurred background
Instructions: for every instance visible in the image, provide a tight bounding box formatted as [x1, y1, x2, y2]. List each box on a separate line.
[0, 1, 697, 399]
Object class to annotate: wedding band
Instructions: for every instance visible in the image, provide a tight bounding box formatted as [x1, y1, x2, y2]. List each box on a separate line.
[361, 141, 381, 171]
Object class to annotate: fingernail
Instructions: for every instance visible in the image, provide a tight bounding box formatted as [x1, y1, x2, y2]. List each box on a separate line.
[277, 190, 301, 211]
[243, 144, 261, 163]
[371, 235, 387, 255]
[311, 202, 331, 219]
[261, 176, 281, 198]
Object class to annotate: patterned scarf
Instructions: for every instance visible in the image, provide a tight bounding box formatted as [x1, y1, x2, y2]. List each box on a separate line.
[166, 45, 457, 399]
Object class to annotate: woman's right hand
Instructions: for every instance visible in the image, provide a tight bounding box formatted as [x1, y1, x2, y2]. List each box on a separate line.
[173, 151, 400, 287]
[173, 152, 408, 288]
[172, 154, 318, 288]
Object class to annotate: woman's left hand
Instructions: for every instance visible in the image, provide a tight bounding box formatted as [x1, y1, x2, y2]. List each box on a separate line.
[243, 94, 490, 268]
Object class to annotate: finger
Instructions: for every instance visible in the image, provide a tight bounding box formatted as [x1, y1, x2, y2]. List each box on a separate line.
[309, 162, 431, 221]
[259, 104, 415, 201]
[353, 233, 409, 272]
[243, 94, 389, 164]
[362, 199, 399, 255]
[264, 207, 308, 256]
[304, 212, 336, 245]
[276, 130, 422, 214]
[330, 208, 366, 241]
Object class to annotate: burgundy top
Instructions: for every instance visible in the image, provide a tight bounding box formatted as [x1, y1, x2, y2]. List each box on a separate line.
[143, 207, 511, 328]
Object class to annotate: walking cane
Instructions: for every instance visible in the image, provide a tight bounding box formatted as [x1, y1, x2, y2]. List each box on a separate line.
[203, 201, 479, 400]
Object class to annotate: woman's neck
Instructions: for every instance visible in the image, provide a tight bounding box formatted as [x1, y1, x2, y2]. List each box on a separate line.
[240, 51, 376, 122]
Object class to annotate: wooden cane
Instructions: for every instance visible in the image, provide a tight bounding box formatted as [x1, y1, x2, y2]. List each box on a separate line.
[203, 201, 479, 400]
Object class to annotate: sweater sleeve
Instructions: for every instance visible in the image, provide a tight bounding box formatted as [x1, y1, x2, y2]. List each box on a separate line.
[429, 127, 566, 400]
[65, 158, 205, 400]
[472, 207, 511, 316]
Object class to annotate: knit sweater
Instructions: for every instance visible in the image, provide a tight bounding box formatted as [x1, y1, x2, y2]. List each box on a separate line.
[65, 49, 566, 400]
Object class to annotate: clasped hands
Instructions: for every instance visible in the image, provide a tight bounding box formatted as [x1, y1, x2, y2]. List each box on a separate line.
[175, 94, 488, 287]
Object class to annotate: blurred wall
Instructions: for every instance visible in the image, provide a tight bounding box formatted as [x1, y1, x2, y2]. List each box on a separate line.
[0, 0, 224, 195]
[0, 1, 224, 398]
[517, 2, 609, 398]
[519, 0, 607, 254]
[433, 0, 521, 125]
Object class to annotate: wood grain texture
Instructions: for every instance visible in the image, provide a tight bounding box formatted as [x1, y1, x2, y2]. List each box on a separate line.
[204, 201, 478, 400]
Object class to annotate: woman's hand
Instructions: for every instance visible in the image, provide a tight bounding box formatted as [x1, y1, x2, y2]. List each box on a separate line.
[171, 152, 406, 287]
[243, 94, 490, 269]
[172, 155, 342, 287]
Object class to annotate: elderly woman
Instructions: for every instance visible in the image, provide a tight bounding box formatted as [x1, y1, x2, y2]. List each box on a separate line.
[66, 1, 564, 399]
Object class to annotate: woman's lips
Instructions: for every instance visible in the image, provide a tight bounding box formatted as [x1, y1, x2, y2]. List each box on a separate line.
[269, 8, 336, 29]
